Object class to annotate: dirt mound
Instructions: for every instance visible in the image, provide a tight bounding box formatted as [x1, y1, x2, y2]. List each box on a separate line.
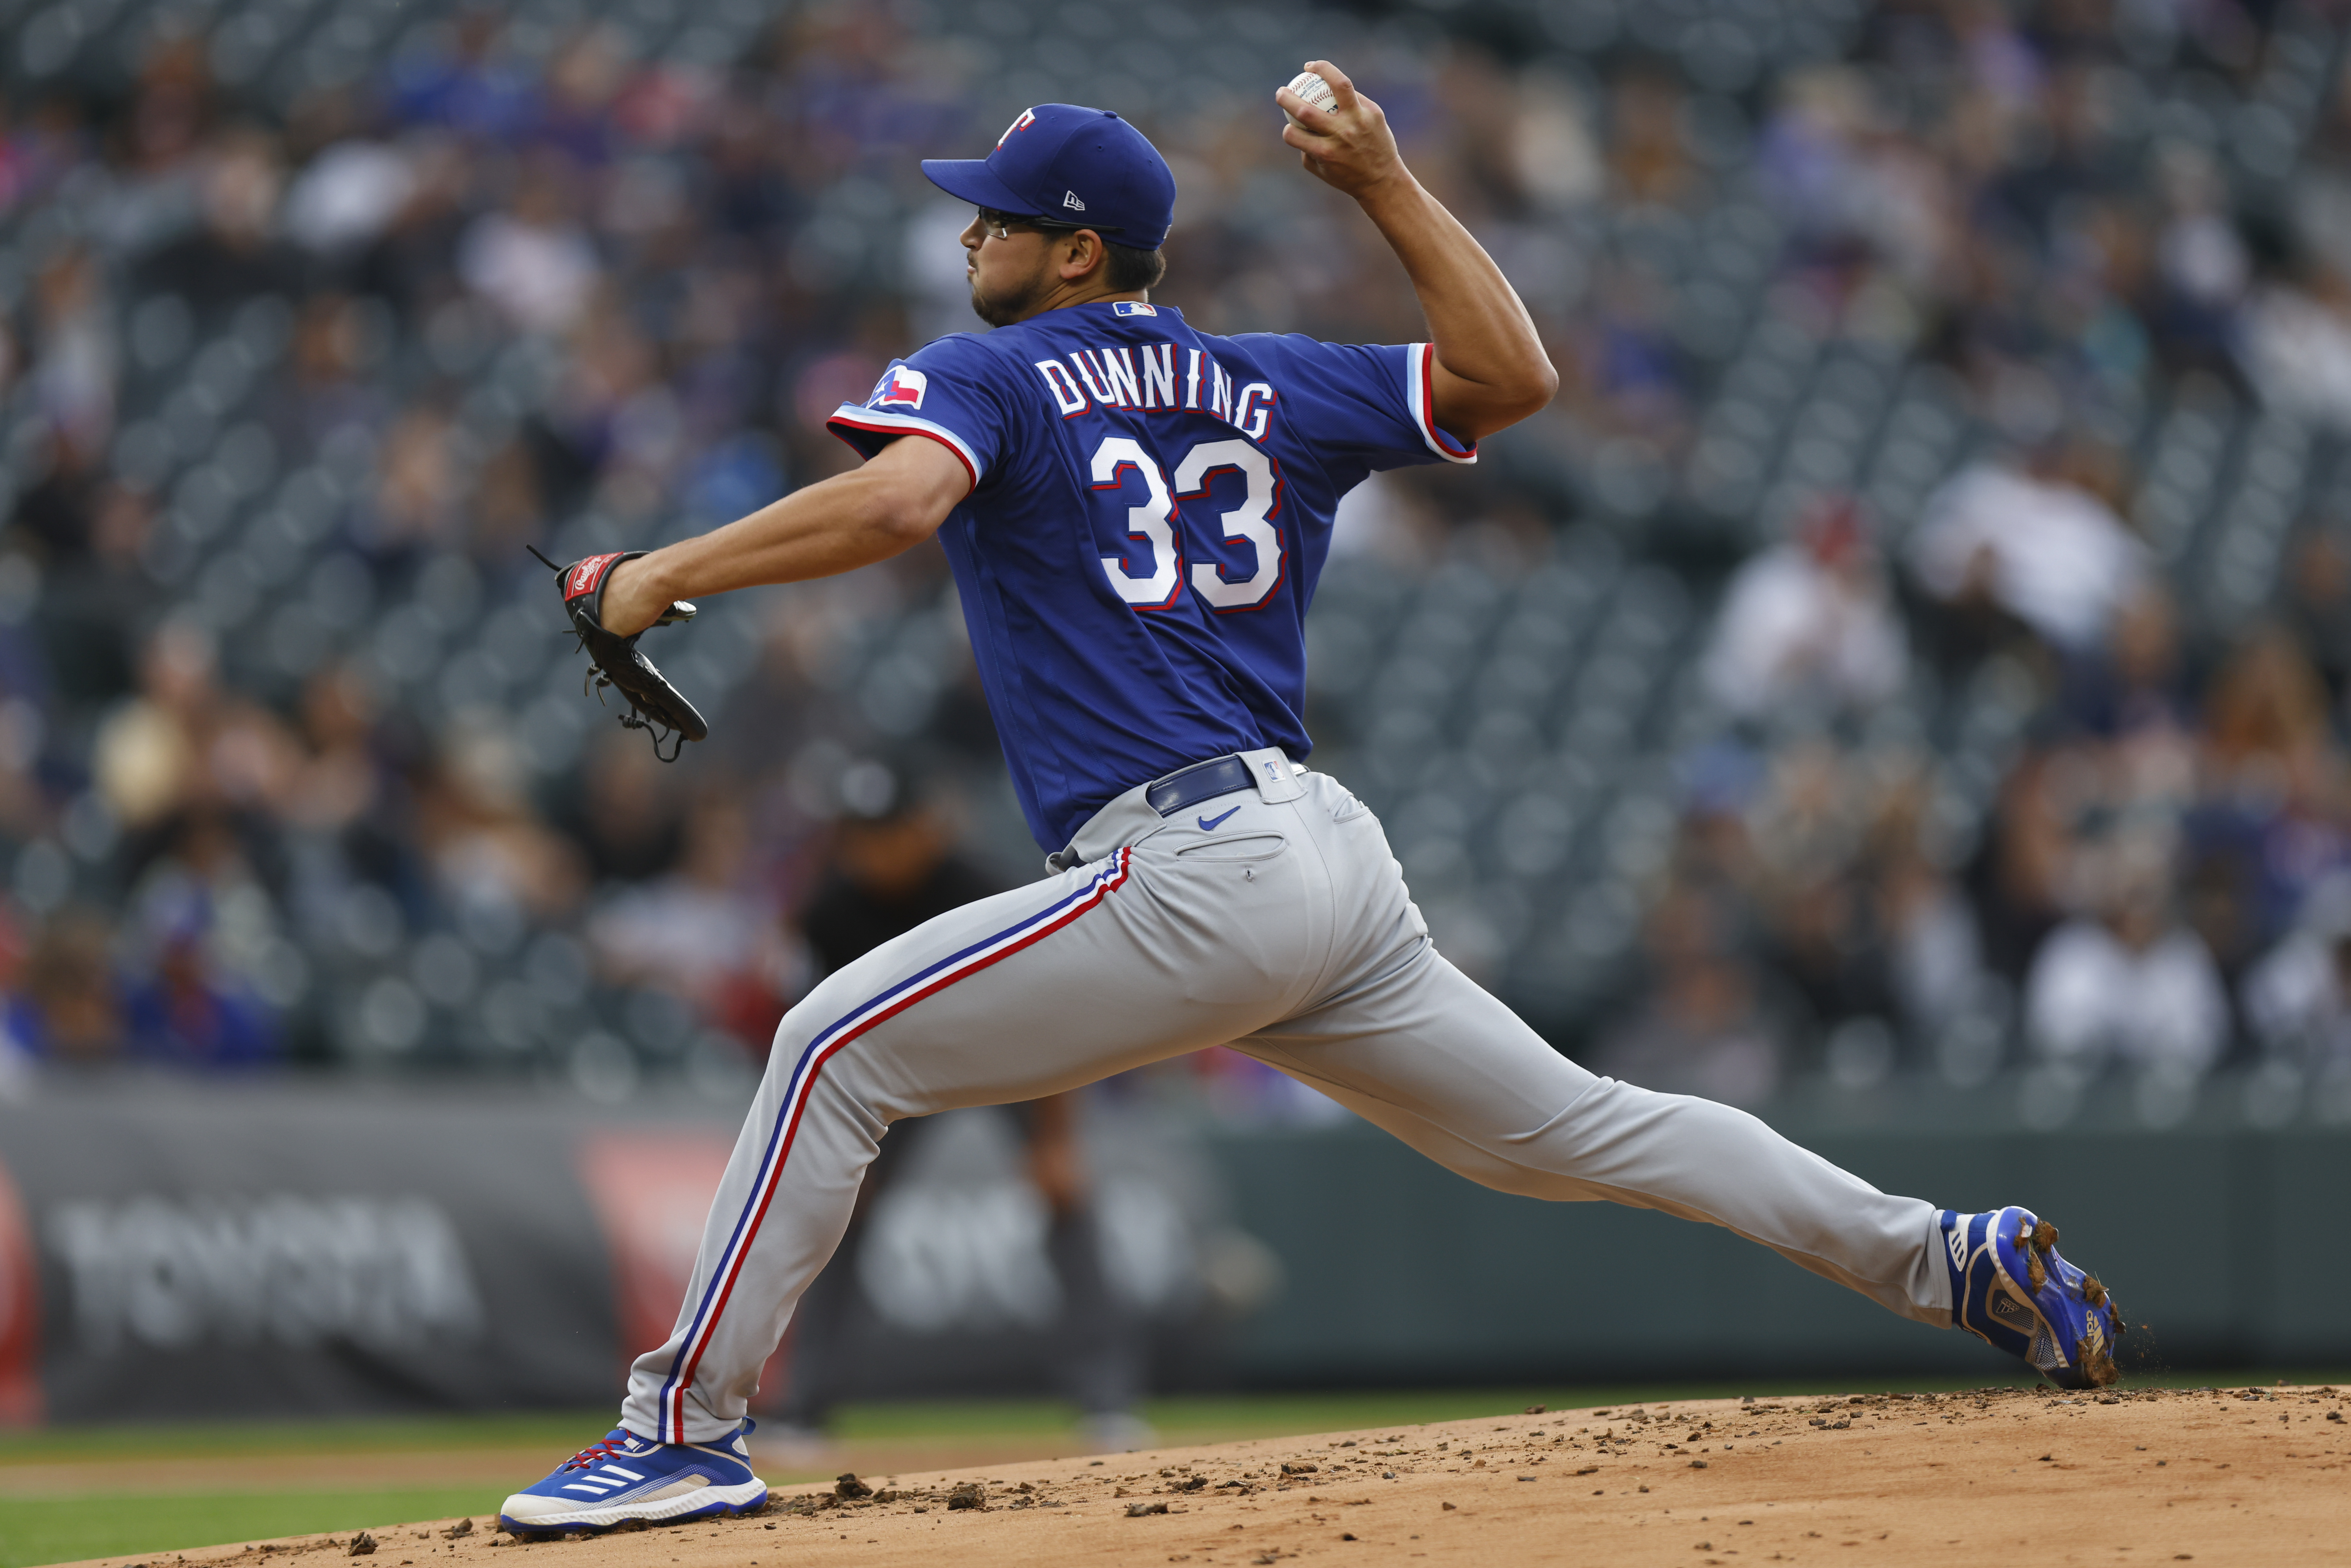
[58, 1385, 2350, 1568]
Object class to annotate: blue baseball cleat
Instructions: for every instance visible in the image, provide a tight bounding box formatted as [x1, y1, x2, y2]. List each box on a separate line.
[1942, 1207, 2122, 1389]
[498, 1421, 768, 1535]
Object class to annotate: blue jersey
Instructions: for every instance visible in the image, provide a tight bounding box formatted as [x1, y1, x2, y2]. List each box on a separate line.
[827, 301, 1475, 852]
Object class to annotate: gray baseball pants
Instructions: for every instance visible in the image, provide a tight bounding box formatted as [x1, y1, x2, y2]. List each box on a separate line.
[624, 753, 1950, 1444]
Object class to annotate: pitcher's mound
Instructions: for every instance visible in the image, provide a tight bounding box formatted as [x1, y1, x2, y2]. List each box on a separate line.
[64, 1385, 2351, 1568]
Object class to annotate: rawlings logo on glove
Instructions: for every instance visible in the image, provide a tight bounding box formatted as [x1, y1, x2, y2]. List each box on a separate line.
[567, 552, 626, 598]
[531, 546, 708, 761]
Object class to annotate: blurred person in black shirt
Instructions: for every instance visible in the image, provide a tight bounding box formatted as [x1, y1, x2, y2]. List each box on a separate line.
[769, 757, 1147, 1450]
[556, 729, 687, 887]
[799, 759, 997, 971]
[134, 128, 303, 322]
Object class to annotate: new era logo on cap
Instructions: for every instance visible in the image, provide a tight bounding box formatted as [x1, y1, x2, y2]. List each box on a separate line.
[1063, 191, 1085, 211]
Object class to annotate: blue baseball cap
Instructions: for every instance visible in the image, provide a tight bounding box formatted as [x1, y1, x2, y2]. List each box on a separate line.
[922, 104, 1176, 250]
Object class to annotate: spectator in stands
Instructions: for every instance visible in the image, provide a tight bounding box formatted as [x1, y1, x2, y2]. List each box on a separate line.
[457, 153, 601, 336]
[119, 855, 280, 1069]
[415, 718, 582, 925]
[25, 246, 116, 470]
[351, 132, 474, 317]
[466, 436, 550, 566]
[1975, 746, 2082, 990]
[8, 909, 124, 1066]
[2242, 871, 2351, 1073]
[284, 664, 391, 834]
[272, 293, 393, 457]
[95, 620, 300, 834]
[385, 12, 536, 139]
[2279, 525, 2351, 703]
[280, 137, 418, 264]
[0, 687, 47, 852]
[137, 127, 303, 321]
[1878, 823, 1985, 1042]
[1608, 67, 1693, 206]
[93, 619, 219, 832]
[32, 480, 159, 710]
[558, 729, 686, 885]
[1702, 494, 1906, 727]
[1909, 436, 2149, 658]
[2024, 832, 2229, 1079]
[1596, 884, 1786, 1106]
[2239, 256, 2351, 431]
[2197, 624, 2351, 950]
[2201, 622, 2337, 788]
[588, 788, 795, 1047]
[2149, 142, 2252, 382]
[2065, 582, 2195, 745]
[365, 403, 462, 554]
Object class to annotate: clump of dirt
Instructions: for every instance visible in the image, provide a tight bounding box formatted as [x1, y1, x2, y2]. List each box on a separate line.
[945, 1481, 985, 1511]
[832, 1473, 872, 1500]
[344, 1536, 375, 1559]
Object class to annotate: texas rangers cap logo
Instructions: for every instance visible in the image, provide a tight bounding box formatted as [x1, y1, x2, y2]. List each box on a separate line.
[997, 108, 1036, 147]
[871, 365, 928, 410]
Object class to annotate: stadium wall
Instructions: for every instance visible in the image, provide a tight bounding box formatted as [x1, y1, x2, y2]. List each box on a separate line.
[0, 1082, 2343, 1423]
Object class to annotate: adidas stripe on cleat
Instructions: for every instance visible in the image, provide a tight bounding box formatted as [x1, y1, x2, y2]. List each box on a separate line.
[499, 1421, 768, 1535]
[1942, 1206, 2121, 1390]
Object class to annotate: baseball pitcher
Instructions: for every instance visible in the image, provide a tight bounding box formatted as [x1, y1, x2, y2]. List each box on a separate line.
[504, 64, 2120, 1532]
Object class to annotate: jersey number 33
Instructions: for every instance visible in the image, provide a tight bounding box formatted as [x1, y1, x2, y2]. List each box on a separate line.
[1089, 435, 1283, 613]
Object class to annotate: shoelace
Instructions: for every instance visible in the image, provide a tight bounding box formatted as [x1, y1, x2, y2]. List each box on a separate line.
[562, 1437, 634, 1472]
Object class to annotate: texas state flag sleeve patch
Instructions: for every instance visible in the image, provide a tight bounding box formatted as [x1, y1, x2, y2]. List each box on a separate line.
[871, 365, 928, 410]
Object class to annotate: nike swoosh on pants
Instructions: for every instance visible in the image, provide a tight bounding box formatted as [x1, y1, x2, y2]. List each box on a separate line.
[1198, 806, 1242, 831]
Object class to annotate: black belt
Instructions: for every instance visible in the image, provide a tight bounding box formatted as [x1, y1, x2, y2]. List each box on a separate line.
[1144, 754, 1256, 816]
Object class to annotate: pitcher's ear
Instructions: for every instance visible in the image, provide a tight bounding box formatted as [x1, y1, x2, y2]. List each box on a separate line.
[1058, 228, 1106, 279]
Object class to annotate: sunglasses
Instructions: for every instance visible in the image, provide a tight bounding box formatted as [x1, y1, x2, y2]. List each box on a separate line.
[976, 206, 1122, 240]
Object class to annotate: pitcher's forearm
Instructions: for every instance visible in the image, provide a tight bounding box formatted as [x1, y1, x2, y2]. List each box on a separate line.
[603, 436, 970, 633]
[1276, 60, 1554, 438]
[633, 472, 929, 603]
[1356, 173, 1551, 401]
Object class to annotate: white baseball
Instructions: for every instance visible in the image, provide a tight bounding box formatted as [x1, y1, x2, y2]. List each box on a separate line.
[1284, 69, 1339, 129]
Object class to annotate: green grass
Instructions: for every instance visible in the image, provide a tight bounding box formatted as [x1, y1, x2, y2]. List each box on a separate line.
[0, 1414, 611, 1466]
[3, 1371, 2345, 1568]
[0, 1487, 501, 1568]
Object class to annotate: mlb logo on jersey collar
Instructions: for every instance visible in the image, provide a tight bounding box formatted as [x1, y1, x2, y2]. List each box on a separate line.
[1112, 301, 1157, 317]
[871, 365, 928, 410]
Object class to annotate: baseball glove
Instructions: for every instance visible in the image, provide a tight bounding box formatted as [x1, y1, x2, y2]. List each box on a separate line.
[531, 547, 708, 761]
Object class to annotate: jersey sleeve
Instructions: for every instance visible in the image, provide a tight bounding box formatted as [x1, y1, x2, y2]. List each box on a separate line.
[825, 334, 1010, 488]
[1241, 336, 1477, 469]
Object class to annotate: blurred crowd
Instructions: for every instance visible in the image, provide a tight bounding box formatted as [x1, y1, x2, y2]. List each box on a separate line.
[1585, 0, 2351, 1120]
[0, 0, 2345, 1124]
[1618, 491, 2351, 1116]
